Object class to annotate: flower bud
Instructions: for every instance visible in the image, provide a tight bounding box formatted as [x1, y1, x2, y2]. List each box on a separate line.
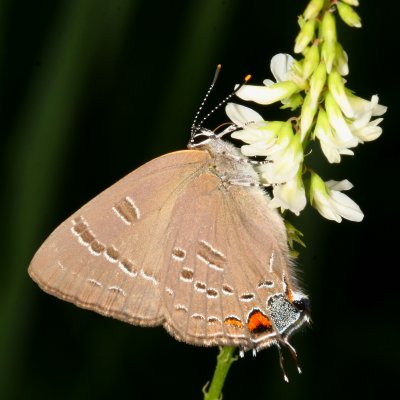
[281, 93, 303, 111]
[309, 62, 327, 105]
[294, 19, 316, 53]
[321, 40, 336, 73]
[337, 2, 362, 27]
[321, 11, 337, 43]
[335, 43, 349, 76]
[328, 69, 354, 118]
[341, 0, 359, 5]
[302, 45, 320, 80]
[303, 0, 325, 20]
[300, 92, 318, 140]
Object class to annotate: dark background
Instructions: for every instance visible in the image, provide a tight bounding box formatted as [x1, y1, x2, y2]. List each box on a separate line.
[0, 0, 398, 399]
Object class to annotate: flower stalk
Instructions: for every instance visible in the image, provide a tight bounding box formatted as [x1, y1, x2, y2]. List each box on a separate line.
[203, 347, 237, 400]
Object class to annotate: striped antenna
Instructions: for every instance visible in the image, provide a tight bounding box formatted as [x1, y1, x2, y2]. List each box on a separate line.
[191, 66, 251, 137]
[191, 64, 222, 136]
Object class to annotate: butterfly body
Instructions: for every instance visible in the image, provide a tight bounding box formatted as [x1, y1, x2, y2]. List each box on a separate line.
[29, 128, 309, 355]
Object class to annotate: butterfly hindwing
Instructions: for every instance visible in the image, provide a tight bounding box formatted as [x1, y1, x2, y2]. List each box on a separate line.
[160, 171, 296, 350]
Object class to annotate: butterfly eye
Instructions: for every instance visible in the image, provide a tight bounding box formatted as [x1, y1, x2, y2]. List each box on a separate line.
[188, 131, 215, 148]
[192, 134, 210, 144]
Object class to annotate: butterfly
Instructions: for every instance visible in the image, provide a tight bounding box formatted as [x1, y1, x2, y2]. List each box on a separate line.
[28, 72, 310, 381]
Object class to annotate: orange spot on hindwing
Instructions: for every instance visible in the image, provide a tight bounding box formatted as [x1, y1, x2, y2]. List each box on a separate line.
[224, 316, 244, 328]
[247, 309, 272, 334]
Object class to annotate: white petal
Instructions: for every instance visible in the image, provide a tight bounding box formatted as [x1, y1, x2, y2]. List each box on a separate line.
[326, 179, 353, 191]
[320, 141, 341, 163]
[328, 71, 354, 118]
[270, 53, 295, 82]
[241, 142, 275, 157]
[339, 148, 354, 155]
[350, 110, 372, 130]
[236, 84, 294, 105]
[330, 191, 364, 222]
[225, 103, 264, 125]
[313, 192, 342, 222]
[269, 178, 307, 216]
[347, 94, 387, 118]
[231, 126, 275, 144]
[263, 79, 275, 86]
[259, 148, 301, 183]
[363, 94, 387, 116]
[325, 93, 356, 145]
[372, 103, 387, 116]
[353, 124, 382, 142]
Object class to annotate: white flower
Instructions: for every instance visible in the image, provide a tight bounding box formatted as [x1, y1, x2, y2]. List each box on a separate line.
[300, 62, 326, 139]
[347, 94, 386, 143]
[314, 108, 355, 163]
[350, 114, 384, 143]
[225, 103, 303, 184]
[225, 102, 264, 126]
[269, 169, 307, 216]
[309, 173, 364, 222]
[258, 123, 303, 184]
[235, 54, 300, 105]
[346, 93, 387, 118]
[316, 91, 386, 158]
[225, 103, 277, 155]
[325, 92, 359, 148]
[328, 70, 354, 118]
[267, 53, 296, 83]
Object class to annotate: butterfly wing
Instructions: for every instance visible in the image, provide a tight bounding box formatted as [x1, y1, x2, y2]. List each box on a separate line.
[29, 147, 302, 350]
[160, 171, 299, 350]
[28, 150, 210, 326]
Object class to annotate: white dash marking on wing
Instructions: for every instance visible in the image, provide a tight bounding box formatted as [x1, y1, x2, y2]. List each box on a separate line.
[200, 240, 225, 258]
[269, 251, 275, 273]
[125, 196, 141, 220]
[107, 286, 126, 297]
[175, 304, 188, 313]
[112, 206, 131, 225]
[118, 261, 137, 277]
[87, 278, 102, 287]
[140, 269, 159, 286]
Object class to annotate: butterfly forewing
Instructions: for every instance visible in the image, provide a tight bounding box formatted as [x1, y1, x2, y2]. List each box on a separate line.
[28, 150, 209, 325]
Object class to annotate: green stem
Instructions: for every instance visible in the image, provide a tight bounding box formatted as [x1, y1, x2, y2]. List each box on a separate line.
[203, 346, 237, 400]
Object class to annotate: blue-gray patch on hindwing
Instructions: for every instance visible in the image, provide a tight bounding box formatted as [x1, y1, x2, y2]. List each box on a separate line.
[268, 294, 300, 334]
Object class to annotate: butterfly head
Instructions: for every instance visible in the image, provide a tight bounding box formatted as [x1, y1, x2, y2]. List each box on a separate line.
[188, 127, 218, 149]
